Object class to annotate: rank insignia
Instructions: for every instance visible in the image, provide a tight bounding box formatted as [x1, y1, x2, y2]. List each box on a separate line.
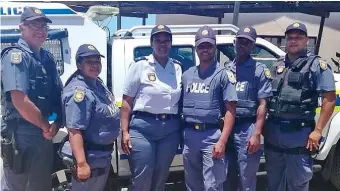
[264, 68, 271, 78]
[42, 67, 47, 74]
[74, 89, 85, 102]
[319, 60, 327, 70]
[226, 71, 236, 84]
[277, 66, 285, 74]
[11, 52, 22, 64]
[148, 73, 156, 81]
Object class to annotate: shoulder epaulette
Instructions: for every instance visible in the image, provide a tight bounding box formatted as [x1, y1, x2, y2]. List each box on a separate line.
[134, 56, 147, 62]
[171, 58, 181, 65]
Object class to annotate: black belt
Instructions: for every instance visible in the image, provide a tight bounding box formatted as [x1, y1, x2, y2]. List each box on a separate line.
[133, 111, 177, 120]
[84, 142, 114, 151]
[235, 116, 256, 124]
[264, 141, 315, 155]
[268, 117, 314, 127]
[185, 122, 220, 131]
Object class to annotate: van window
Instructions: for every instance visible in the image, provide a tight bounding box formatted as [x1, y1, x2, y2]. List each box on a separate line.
[1, 29, 68, 76]
[134, 46, 195, 72]
[1, 39, 64, 76]
[217, 44, 280, 69]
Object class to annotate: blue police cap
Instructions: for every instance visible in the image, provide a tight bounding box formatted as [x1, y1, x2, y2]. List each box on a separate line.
[236, 26, 257, 42]
[285, 22, 308, 35]
[195, 25, 216, 47]
[151, 24, 172, 37]
[76, 44, 105, 60]
[20, 7, 52, 23]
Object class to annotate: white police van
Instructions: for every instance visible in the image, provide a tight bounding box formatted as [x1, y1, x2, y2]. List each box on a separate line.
[1, 2, 340, 190]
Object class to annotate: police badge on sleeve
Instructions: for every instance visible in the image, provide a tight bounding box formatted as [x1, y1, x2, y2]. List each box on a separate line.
[226, 71, 236, 84]
[319, 60, 328, 71]
[73, 89, 85, 102]
[11, 52, 22, 64]
[148, 73, 156, 81]
[264, 68, 272, 78]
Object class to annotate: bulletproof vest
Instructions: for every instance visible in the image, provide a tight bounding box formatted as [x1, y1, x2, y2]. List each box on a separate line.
[234, 64, 259, 118]
[183, 66, 225, 124]
[1, 46, 55, 121]
[268, 55, 319, 120]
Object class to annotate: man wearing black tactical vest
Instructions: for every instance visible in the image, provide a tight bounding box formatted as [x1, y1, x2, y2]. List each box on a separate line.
[263, 22, 336, 191]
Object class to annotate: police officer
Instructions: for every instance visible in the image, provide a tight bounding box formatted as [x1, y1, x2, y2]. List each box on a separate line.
[224, 26, 272, 191]
[182, 25, 237, 191]
[264, 22, 336, 191]
[120, 24, 182, 191]
[0, 7, 63, 191]
[60, 44, 120, 191]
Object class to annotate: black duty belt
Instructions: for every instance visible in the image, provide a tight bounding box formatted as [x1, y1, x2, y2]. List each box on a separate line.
[264, 141, 315, 155]
[185, 122, 220, 131]
[84, 142, 114, 151]
[235, 116, 257, 124]
[133, 111, 177, 120]
[268, 117, 314, 128]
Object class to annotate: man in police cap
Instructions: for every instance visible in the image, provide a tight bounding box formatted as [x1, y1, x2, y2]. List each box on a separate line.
[224, 26, 272, 191]
[263, 22, 336, 191]
[181, 25, 237, 191]
[1, 7, 63, 191]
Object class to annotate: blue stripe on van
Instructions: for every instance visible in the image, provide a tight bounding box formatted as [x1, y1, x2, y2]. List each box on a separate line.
[120, 154, 128, 160]
[41, 9, 76, 15]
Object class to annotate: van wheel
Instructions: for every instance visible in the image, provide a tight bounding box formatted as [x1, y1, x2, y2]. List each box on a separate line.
[52, 169, 72, 191]
[330, 143, 340, 190]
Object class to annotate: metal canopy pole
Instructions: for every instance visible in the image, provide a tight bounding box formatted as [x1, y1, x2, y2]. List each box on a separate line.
[314, 12, 327, 55]
[117, 2, 122, 30]
[142, 16, 146, 25]
[232, 1, 241, 27]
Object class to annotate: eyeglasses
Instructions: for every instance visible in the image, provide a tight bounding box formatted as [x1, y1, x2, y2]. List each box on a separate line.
[23, 22, 50, 31]
[84, 60, 101, 66]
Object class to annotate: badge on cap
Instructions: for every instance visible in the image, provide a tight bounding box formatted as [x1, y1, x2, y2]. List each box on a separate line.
[226, 71, 236, 84]
[195, 124, 200, 130]
[11, 52, 22, 64]
[319, 60, 328, 70]
[148, 73, 156, 81]
[157, 25, 164, 29]
[74, 89, 85, 102]
[244, 27, 250, 33]
[88, 45, 95, 50]
[277, 66, 285, 74]
[34, 9, 42, 14]
[201, 30, 208, 36]
[293, 23, 300, 28]
[264, 68, 271, 78]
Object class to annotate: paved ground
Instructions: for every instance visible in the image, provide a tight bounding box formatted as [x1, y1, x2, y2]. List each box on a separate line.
[118, 172, 339, 191]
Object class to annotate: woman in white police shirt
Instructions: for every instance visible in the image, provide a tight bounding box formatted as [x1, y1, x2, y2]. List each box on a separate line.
[120, 24, 182, 191]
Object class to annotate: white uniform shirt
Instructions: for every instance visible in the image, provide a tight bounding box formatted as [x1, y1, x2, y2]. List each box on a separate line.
[122, 54, 182, 114]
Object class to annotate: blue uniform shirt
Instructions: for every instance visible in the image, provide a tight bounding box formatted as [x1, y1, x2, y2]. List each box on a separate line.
[228, 57, 272, 100]
[182, 61, 238, 124]
[122, 54, 182, 114]
[61, 72, 120, 168]
[1, 38, 63, 135]
[284, 50, 335, 92]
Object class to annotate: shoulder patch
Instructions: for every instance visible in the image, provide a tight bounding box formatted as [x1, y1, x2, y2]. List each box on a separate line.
[226, 70, 236, 84]
[73, 89, 85, 102]
[134, 56, 147, 62]
[11, 52, 22, 64]
[319, 60, 328, 70]
[264, 68, 272, 78]
[277, 66, 285, 74]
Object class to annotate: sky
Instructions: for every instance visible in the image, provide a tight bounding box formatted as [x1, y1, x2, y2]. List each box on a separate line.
[99, 14, 156, 37]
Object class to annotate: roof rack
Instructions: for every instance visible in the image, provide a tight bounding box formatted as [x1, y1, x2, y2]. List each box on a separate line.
[114, 24, 240, 37]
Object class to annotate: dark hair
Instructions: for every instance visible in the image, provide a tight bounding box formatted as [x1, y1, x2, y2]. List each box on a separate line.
[76, 56, 84, 64]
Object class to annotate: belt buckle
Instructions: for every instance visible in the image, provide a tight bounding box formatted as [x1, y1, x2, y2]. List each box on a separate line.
[194, 123, 200, 130]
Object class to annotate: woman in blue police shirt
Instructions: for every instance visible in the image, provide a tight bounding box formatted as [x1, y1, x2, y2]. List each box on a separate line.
[60, 44, 120, 191]
[120, 25, 182, 191]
